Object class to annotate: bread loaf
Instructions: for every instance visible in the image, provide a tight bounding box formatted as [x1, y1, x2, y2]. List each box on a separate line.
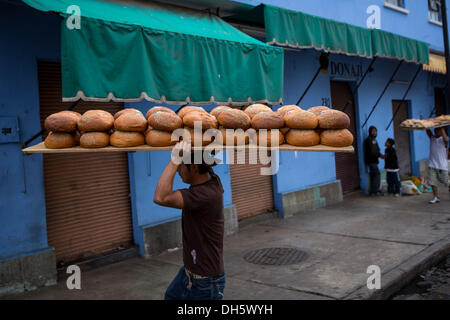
[307, 106, 330, 115]
[177, 106, 206, 119]
[145, 129, 177, 147]
[219, 128, 252, 145]
[285, 129, 320, 146]
[244, 104, 273, 119]
[79, 132, 110, 148]
[284, 110, 318, 129]
[44, 132, 77, 149]
[78, 110, 114, 132]
[145, 106, 176, 119]
[320, 129, 353, 147]
[110, 131, 145, 147]
[210, 106, 232, 119]
[251, 112, 284, 129]
[148, 112, 183, 132]
[256, 130, 284, 147]
[45, 111, 80, 132]
[276, 105, 302, 118]
[317, 110, 350, 129]
[114, 112, 148, 132]
[114, 108, 144, 120]
[217, 108, 251, 129]
[182, 111, 218, 129]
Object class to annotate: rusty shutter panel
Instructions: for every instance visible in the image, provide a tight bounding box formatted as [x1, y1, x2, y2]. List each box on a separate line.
[330, 81, 360, 193]
[38, 61, 133, 264]
[229, 149, 274, 220]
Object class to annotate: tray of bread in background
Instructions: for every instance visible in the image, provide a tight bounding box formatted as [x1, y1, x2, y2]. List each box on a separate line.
[400, 114, 450, 130]
[22, 104, 355, 154]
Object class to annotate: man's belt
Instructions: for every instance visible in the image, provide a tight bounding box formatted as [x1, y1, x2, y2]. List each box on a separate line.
[185, 268, 208, 279]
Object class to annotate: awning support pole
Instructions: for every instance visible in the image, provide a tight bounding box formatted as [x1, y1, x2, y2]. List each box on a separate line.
[361, 60, 403, 128]
[342, 57, 377, 113]
[296, 67, 321, 106]
[21, 99, 80, 149]
[385, 64, 422, 131]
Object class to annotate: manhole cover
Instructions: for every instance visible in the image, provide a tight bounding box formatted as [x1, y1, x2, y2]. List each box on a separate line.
[243, 247, 308, 265]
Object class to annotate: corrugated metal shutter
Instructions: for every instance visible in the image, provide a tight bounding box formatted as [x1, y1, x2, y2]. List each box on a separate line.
[330, 81, 360, 193]
[37, 61, 133, 264]
[229, 149, 274, 220]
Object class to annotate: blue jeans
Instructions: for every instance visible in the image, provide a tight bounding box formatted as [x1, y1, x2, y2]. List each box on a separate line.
[164, 266, 225, 300]
[386, 171, 401, 195]
[368, 163, 381, 195]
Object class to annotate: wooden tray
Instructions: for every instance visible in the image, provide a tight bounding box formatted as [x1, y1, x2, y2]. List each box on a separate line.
[23, 142, 354, 154]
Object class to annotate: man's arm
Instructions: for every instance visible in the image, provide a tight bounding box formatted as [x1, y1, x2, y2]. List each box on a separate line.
[153, 161, 184, 209]
[426, 129, 433, 139]
[441, 128, 449, 148]
[153, 142, 190, 209]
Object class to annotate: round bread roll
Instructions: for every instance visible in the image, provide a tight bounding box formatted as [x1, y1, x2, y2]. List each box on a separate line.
[285, 129, 320, 146]
[148, 112, 183, 132]
[110, 131, 145, 147]
[45, 111, 80, 132]
[180, 127, 215, 146]
[182, 111, 218, 129]
[145, 129, 178, 147]
[276, 105, 302, 118]
[114, 112, 148, 132]
[145, 106, 175, 120]
[217, 108, 251, 129]
[284, 110, 318, 129]
[317, 110, 350, 129]
[251, 112, 284, 129]
[80, 132, 110, 148]
[219, 128, 252, 145]
[244, 104, 273, 119]
[256, 130, 284, 147]
[78, 110, 114, 132]
[44, 132, 77, 149]
[320, 129, 353, 147]
[177, 106, 206, 119]
[210, 106, 232, 119]
[114, 108, 144, 120]
[307, 106, 330, 115]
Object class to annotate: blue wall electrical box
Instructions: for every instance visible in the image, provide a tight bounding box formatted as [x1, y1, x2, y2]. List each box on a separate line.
[0, 117, 20, 143]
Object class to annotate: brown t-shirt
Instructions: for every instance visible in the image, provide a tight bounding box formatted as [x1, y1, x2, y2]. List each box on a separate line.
[179, 177, 224, 277]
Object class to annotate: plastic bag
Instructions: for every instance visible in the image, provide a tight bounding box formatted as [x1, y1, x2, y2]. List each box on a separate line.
[401, 180, 421, 195]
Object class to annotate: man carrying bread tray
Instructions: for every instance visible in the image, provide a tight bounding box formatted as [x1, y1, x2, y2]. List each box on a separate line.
[154, 141, 225, 300]
[426, 127, 449, 204]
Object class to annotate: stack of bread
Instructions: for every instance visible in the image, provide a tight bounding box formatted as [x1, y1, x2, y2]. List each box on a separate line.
[247, 104, 285, 147]
[44, 111, 82, 149]
[145, 106, 181, 147]
[314, 107, 353, 147]
[111, 109, 147, 147]
[215, 107, 251, 145]
[77, 110, 115, 148]
[180, 106, 218, 146]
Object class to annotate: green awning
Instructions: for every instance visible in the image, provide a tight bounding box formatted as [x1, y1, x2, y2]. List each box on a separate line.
[228, 4, 429, 64]
[264, 4, 373, 58]
[371, 29, 429, 64]
[22, 0, 284, 105]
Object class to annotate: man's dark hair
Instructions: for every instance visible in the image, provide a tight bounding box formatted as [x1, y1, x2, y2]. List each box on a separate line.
[386, 138, 395, 146]
[186, 151, 224, 192]
[369, 126, 377, 137]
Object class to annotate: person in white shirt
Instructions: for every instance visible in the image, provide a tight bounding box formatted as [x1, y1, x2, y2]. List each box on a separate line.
[426, 127, 449, 204]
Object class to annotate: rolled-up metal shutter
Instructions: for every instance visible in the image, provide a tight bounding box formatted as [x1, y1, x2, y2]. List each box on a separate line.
[331, 81, 360, 193]
[38, 61, 133, 264]
[229, 149, 274, 220]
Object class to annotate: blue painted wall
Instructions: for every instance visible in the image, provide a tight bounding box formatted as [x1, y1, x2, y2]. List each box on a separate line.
[235, 0, 450, 51]
[0, 1, 60, 259]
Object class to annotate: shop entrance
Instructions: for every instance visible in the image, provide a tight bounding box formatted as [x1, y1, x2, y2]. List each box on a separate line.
[391, 100, 412, 178]
[330, 81, 360, 193]
[434, 88, 446, 116]
[38, 61, 134, 265]
[229, 149, 274, 220]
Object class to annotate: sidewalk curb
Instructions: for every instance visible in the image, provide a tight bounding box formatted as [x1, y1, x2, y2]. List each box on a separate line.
[344, 234, 450, 300]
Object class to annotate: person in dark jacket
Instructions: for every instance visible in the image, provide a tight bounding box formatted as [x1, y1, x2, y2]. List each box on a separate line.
[384, 138, 401, 197]
[364, 126, 385, 195]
